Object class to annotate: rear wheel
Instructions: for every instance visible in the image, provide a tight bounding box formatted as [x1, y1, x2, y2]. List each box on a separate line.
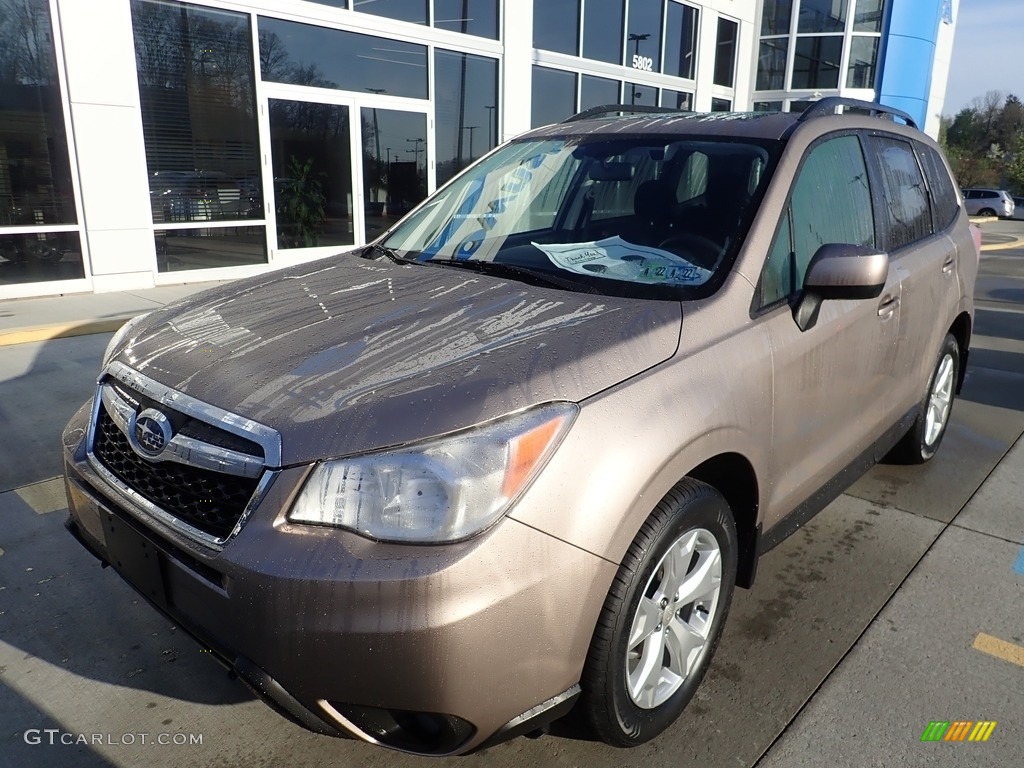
[887, 333, 959, 464]
[978, 207, 997, 217]
[579, 479, 737, 746]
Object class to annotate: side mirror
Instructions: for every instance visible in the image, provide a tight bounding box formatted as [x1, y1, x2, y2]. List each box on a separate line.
[794, 244, 889, 332]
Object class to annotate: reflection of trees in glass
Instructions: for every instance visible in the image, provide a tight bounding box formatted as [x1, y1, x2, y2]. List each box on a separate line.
[0, 0, 57, 86]
[258, 30, 338, 89]
[0, 0, 76, 228]
[277, 156, 326, 248]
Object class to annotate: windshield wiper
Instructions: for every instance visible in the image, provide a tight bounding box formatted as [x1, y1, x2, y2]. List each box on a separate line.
[426, 259, 599, 294]
[361, 242, 410, 264]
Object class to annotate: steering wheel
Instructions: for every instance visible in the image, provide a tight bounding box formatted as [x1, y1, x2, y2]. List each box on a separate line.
[657, 233, 725, 271]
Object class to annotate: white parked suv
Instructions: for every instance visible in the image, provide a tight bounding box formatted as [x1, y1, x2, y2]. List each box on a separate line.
[962, 188, 1015, 218]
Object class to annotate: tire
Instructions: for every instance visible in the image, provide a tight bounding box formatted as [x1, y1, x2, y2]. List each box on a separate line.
[978, 208, 996, 217]
[579, 479, 737, 747]
[886, 333, 960, 464]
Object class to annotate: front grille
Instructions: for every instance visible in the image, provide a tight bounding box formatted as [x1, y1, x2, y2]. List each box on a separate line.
[93, 408, 261, 540]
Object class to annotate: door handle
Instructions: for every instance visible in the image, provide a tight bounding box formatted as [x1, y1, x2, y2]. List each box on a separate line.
[877, 295, 899, 318]
[942, 257, 955, 275]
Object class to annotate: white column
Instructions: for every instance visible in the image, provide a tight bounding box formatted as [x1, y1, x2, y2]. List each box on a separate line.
[501, 0, 534, 140]
[56, 0, 156, 291]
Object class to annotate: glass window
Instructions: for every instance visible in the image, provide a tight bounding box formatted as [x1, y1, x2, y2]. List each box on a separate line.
[269, 99, 353, 250]
[798, 0, 847, 33]
[361, 108, 428, 240]
[761, 134, 874, 304]
[132, 1, 263, 226]
[711, 98, 732, 112]
[582, 0, 624, 64]
[155, 227, 267, 272]
[258, 17, 428, 100]
[917, 144, 959, 232]
[792, 35, 842, 89]
[853, 0, 884, 32]
[627, 83, 658, 107]
[531, 67, 576, 128]
[661, 89, 694, 111]
[846, 36, 879, 88]
[714, 18, 738, 88]
[436, 50, 499, 185]
[580, 75, 621, 112]
[0, 0, 77, 229]
[352, 0, 427, 25]
[435, 0, 498, 39]
[0, 232, 84, 286]
[533, 0, 579, 54]
[0, 0, 85, 288]
[754, 100, 784, 111]
[869, 135, 932, 250]
[757, 38, 789, 90]
[664, 2, 699, 79]
[626, 0, 663, 71]
[761, 0, 792, 35]
[789, 99, 816, 112]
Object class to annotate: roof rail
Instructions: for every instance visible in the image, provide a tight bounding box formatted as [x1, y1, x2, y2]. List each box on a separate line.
[562, 104, 685, 123]
[797, 97, 917, 129]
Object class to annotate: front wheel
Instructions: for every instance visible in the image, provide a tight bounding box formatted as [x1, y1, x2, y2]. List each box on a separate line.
[886, 333, 960, 464]
[579, 479, 737, 746]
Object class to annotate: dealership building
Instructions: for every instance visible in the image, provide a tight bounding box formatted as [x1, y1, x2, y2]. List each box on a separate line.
[1, 0, 959, 298]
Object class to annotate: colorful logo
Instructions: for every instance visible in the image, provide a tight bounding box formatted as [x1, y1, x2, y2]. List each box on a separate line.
[921, 721, 997, 742]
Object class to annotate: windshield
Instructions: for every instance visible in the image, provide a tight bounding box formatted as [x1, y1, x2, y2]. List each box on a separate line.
[381, 135, 776, 298]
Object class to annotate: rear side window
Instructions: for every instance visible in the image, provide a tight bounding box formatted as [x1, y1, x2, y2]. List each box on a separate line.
[869, 135, 932, 250]
[760, 134, 874, 306]
[917, 144, 959, 232]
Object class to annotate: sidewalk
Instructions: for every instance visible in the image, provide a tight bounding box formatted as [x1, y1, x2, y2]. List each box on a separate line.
[2, 219, 1023, 348]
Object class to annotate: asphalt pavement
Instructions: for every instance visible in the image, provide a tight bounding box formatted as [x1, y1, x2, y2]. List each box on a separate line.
[0, 221, 1022, 767]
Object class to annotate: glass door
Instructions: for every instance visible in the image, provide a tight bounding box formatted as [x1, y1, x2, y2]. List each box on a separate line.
[260, 86, 431, 262]
[359, 105, 429, 242]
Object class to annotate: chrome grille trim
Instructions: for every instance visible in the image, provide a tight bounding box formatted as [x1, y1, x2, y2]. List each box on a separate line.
[85, 362, 283, 550]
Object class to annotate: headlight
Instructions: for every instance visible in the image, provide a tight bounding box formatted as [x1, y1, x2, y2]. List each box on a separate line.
[289, 402, 578, 543]
[102, 312, 151, 367]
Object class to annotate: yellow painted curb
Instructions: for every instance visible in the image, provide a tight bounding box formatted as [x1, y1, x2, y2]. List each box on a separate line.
[973, 632, 1024, 668]
[980, 236, 1024, 252]
[0, 317, 131, 347]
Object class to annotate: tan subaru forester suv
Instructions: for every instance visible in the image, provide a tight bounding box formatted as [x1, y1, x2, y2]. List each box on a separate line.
[63, 98, 977, 755]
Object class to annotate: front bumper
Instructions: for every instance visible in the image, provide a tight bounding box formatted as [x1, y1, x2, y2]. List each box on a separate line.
[62, 401, 615, 755]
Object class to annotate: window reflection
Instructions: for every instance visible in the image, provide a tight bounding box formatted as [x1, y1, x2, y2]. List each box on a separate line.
[0, 232, 84, 286]
[792, 35, 842, 89]
[531, 67, 577, 128]
[533, 0, 579, 54]
[627, 83, 657, 107]
[761, 0, 792, 35]
[132, 1, 263, 225]
[664, 2, 699, 80]
[798, 0, 847, 33]
[846, 36, 879, 88]
[757, 38, 788, 90]
[435, 50, 498, 186]
[714, 18, 738, 88]
[353, 0, 427, 25]
[853, 0, 884, 32]
[582, 0, 623, 64]
[661, 89, 693, 111]
[155, 227, 267, 272]
[269, 100, 354, 249]
[258, 17, 428, 100]
[580, 75, 621, 112]
[435, 0, 498, 39]
[0, 0, 83, 286]
[361, 108, 427, 240]
[626, 0, 662, 71]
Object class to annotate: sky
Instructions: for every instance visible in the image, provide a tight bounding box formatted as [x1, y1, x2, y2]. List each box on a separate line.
[943, 0, 1024, 115]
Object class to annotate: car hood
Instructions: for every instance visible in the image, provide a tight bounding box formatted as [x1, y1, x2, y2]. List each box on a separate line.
[114, 256, 681, 465]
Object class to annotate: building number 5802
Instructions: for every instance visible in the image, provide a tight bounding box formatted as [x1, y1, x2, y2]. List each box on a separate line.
[632, 54, 654, 72]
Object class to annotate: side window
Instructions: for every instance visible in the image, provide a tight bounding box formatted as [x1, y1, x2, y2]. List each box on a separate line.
[917, 144, 959, 232]
[869, 136, 932, 250]
[676, 151, 709, 203]
[760, 134, 874, 306]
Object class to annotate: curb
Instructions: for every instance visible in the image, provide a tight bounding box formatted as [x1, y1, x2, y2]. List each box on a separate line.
[0, 316, 132, 348]
[980, 236, 1024, 253]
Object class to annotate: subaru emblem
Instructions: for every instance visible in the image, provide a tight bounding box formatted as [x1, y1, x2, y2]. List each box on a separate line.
[130, 408, 173, 459]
